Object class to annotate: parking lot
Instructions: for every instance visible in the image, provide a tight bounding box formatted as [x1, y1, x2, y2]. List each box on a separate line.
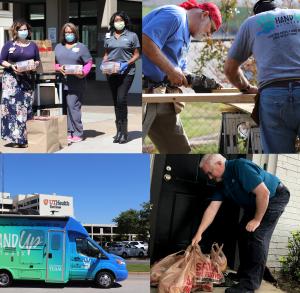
[0, 273, 149, 293]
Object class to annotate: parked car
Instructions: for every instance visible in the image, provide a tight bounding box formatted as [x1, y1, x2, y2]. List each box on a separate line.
[123, 241, 149, 251]
[108, 243, 146, 258]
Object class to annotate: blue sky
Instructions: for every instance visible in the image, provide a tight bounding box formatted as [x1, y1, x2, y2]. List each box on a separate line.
[0, 154, 150, 224]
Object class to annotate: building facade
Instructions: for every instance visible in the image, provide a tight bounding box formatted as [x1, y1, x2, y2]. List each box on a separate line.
[0, 192, 13, 214]
[1, 0, 142, 93]
[83, 223, 138, 245]
[13, 193, 74, 216]
[0, 2, 13, 49]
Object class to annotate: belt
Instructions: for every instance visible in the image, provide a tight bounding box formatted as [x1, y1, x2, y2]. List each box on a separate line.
[262, 79, 300, 90]
[276, 182, 287, 193]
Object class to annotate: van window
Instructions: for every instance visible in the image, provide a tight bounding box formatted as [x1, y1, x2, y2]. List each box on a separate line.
[51, 234, 61, 250]
[76, 238, 100, 258]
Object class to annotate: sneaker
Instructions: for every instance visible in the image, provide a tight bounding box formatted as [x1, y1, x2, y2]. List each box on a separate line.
[67, 135, 73, 142]
[71, 136, 83, 143]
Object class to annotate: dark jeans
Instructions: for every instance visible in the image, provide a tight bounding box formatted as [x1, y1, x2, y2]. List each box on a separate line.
[237, 184, 290, 290]
[107, 74, 134, 121]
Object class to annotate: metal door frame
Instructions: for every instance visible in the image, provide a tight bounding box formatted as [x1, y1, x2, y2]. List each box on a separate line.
[46, 229, 66, 282]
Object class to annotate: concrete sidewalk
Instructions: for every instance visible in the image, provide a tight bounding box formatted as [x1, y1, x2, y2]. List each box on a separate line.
[150, 280, 285, 292]
[0, 105, 142, 153]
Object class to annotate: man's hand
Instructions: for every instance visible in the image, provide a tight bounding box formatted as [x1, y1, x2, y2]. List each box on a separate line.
[166, 67, 188, 87]
[191, 233, 202, 246]
[246, 219, 260, 232]
[242, 85, 258, 94]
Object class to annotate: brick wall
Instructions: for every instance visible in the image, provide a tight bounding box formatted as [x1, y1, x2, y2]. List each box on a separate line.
[267, 154, 300, 270]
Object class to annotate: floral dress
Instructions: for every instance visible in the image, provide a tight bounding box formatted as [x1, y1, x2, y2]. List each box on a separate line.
[0, 41, 40, 144]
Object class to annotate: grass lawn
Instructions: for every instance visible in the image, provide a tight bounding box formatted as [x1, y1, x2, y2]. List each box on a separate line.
[143, 102, 226, 153]
[127, 263, 150, 272]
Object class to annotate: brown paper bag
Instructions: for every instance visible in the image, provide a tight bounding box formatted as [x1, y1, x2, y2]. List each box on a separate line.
[39, 112, 68, 149]
[27, 117, 59, 153]
[56, 115, 68, 148]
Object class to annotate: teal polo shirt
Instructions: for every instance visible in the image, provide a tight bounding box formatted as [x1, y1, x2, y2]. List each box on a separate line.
[210, 159, 280, 210]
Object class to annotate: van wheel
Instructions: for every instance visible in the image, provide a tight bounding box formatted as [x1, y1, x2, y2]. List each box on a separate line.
[138, 251, 144, 257]
[122, 252, 128, 258]
[0, 271, 12, 287]
[95, 271, 114, 288]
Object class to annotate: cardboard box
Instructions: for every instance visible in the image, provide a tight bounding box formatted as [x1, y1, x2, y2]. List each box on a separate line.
[32, 40, 55, 73]
[15, 59, 36, 72]
[64, 65, 83, 75]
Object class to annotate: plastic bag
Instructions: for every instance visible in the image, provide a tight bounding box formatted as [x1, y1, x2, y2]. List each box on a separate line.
[158, 245, 195, 293]
[210, 243, 227, 272]
[151, 249, 185, 286]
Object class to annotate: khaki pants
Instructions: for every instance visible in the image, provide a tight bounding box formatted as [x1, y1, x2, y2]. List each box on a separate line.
[142, 85, 191, 154]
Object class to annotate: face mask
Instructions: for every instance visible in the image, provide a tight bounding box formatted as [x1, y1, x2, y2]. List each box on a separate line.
[114, 21, 125, 31]
[65, 33, 75, 43]
[18, 30, 28, 40]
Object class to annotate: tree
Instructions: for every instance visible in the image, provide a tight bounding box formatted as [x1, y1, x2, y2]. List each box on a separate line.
[113, 201, 150, 241]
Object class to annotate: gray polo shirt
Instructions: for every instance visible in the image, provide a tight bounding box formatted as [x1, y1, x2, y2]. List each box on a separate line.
[228, 8, 300, 88]
[104, 29, 140, 75]
[55, 42, 92, 90]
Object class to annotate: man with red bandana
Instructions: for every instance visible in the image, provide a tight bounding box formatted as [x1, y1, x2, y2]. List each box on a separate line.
[142, 0, 222, 154]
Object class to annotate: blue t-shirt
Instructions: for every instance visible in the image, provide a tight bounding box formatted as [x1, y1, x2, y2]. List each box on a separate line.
[142, 5, 190, 82]
[210, 159, 280, 210]
[228, 8, 300, 87]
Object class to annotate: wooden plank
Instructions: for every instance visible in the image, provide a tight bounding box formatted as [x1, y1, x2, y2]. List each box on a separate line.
[142, 93, 255, 103]
[212, 88, 240, 93]
[229, 103, 254, 114]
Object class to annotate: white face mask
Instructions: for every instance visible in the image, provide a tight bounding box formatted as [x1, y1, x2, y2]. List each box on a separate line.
[114, 21, 125, 31]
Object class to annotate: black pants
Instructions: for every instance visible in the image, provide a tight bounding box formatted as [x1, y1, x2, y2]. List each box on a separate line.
[107, 74, 134, 121]
[237, 184, 290, 290]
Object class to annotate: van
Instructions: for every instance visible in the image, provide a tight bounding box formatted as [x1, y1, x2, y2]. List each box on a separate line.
[0, 215, 128, 288]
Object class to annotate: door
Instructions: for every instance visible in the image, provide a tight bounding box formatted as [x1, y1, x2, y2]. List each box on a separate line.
[70, 237, 99, 280]
[46, 230, 65, 282]
[150, 154, 245, 269]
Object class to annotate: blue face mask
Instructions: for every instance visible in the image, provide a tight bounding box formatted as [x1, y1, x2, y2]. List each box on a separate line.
[65, 33, 75, 43]
[18, 30, 28, 40]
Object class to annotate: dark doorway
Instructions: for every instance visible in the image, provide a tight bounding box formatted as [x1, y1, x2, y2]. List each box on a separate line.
[150, 154, 246, 270]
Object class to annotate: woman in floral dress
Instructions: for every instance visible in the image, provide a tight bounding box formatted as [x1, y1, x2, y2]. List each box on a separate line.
[0, 20, 40, 147]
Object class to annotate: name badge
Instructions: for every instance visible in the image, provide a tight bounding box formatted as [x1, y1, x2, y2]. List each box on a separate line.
[72, 47, 80, 53]
[105, 33, 111, 39]
[8, 47, 16, 54]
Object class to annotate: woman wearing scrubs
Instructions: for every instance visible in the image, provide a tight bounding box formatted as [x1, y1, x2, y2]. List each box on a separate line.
[0, 19, 40, 148]
[103, 11, 140, 144]
[55, 23, 93, 143]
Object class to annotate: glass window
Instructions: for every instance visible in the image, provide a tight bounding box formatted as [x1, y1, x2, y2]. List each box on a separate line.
[103, 227, 111, 234]
[76, 238, 100, 258]
[93, 226, 100, 234]
[29, 4, 45, 20]
[84, 226, 91, 233]
[82, 25, 97, 52]
[31, 27, 45, 40]
[51, 234, 61, 250]
[69, 2, 79, 18]
[80, 1, 97, 18]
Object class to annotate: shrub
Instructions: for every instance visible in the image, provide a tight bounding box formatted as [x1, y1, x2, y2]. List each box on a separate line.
[280, 231, 300, 282]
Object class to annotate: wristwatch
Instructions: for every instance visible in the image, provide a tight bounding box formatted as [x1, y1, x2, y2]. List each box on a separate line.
[240, 84, 251, 93]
